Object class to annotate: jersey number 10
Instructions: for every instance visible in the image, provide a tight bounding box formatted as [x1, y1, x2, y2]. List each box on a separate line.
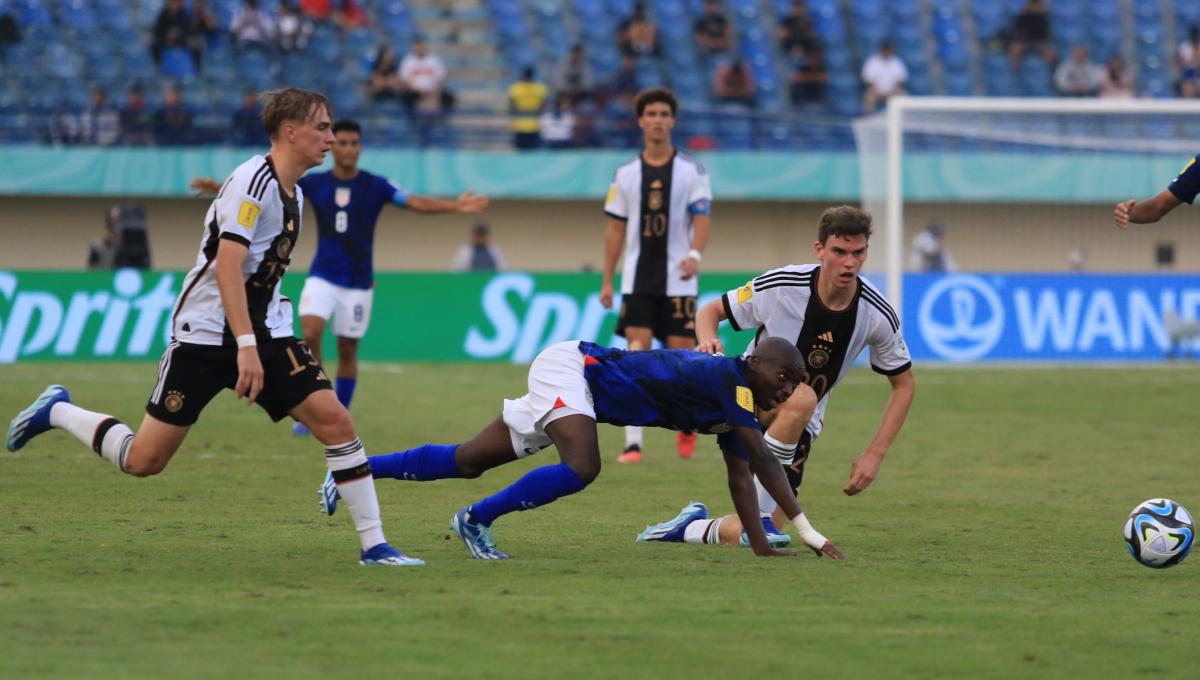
[642, 213, 667, 237]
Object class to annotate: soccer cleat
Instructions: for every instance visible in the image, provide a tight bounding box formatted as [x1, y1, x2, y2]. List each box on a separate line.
[7, 384, 70, 452]
[292, 421, 310, 436]
[451, 507, 509, 560]
[739, 516, 793, 548]
[616, 445, 642, 463]
[318, 470, 341, 516]
[676, 431, 697, 459]
[636, 501, 708, 543]
[360, 542, 425, 566]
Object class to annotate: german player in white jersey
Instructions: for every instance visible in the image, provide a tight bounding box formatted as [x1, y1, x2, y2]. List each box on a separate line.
[599, 87, 713, 463]
[6, 88, 423, 567]
[636, 206, 915, 553]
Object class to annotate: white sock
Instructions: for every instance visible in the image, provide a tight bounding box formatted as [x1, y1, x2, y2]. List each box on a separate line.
[754, 475, 779, 517]
[325, 438, 386, 551]
[763, 433, 797, 464]
[50, 402, 134, 472]
[624, 426, 643, 450]
[683, 517, 724, 544]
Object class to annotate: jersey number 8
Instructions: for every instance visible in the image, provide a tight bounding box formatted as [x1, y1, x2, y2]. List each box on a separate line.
[335, 210, 348, 233]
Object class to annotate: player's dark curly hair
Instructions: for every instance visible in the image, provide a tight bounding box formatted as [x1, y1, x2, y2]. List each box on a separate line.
[817, 205, 873, 243]
[333, 120, 361, 135]
[635, 87, 677, 117]
[260, 88, 332, 139]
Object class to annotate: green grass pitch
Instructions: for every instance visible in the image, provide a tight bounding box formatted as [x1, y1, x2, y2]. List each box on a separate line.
[1, 361, 1198, 679]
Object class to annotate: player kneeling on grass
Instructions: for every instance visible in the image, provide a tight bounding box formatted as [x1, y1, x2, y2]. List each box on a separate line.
[320, 337, 844, 560]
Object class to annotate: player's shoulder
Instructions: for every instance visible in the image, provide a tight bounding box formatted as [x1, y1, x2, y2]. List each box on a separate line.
[612, 155, 641, 180]
[227, 154, 276, 202]
[857, 276, 901, 332]
[675, 150, 708, 176]
[752, 263, 818, 292]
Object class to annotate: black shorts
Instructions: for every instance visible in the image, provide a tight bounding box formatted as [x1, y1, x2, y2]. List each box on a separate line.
[145, 337, 333, 426]
[615, 293, 697, 343]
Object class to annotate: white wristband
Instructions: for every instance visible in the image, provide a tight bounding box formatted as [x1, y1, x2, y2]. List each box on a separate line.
[791, 512, 828, 551]
[687, 248, 703, 263]
[236, 334, 257, 349]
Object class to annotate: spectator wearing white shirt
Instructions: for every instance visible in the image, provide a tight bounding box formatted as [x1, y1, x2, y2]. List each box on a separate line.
[540, 93, 577, 149]
[451, 223, 505, 272]
[1054, 45, 1102, 97]
[861, 41, 907, 112]
[230, 0, 273, 52]
[400, 36, 454, 114]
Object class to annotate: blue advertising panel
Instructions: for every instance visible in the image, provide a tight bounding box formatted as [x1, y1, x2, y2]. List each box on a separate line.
[904, 273, 1200, 362]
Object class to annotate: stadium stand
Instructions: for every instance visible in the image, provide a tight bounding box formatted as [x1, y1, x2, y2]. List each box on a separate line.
[0, 0, 1197, 150]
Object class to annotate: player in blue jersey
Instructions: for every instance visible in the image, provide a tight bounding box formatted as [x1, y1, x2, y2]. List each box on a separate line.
[1114, 152, 1200, 227]
[318, 337, 845, 560]
[192, 119, 489, 435]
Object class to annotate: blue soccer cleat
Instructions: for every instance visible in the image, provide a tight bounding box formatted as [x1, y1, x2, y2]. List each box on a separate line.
[319, 470, 340, 516]
[292, 421, 310, 437]
[451, 507, 509, 560]
[360, 542, 425, 566]
[739, 516, 793, 548]
[7, 384, 70, 453]
[636, 501, 708, 543]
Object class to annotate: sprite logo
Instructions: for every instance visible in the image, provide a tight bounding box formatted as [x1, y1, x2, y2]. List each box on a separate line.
[0, 269, 178, 363]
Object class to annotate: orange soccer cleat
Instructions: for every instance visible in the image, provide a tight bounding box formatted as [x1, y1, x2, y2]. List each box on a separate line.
[617, 445, 643, 463]
[676, 432, 697, 459]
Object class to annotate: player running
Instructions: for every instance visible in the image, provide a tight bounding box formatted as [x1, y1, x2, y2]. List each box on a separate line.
[319, 337, 845, 561]
[1113, 151, 1200, 227]
[599, 87, 712, 463]
[637, 206, 914, 549]
[192, 119, 489, 436]
[7, 89, 422, 566]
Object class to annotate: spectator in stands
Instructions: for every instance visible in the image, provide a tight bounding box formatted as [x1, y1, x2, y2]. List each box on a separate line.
[509, 67, 548, 150]
[231, 0, 274, 53]
[617, 2, 659, 57]
[610, 53, 640, 110]
[231, 89, 266, 146]
[778, 1, 818, 56]
[789, 46, 828, 107]
[0, 6, 21, 65]
[1099, 54, 1133, 99]
[693, 0, 732, 57]
[553, 45, 595, 105]
[909, 223, 955, 273]
[277, 2, 314, 52]
[1178, 26, 1200, 97]
[540, 93, 578, 149]
[713, 57, 756, 107]
[400, 36, 454, 114]
[88, 209, 119, 270]
[187, 0, 218, 71]
[861, 40, 907, 112]
[1008, 0, 1056, 69]
[154, 87, 194, 145]
[368, 45, 403, 101]
[151, 0, 192, 66]
[79, 88, 121, 146]
[119, 87, 154, 146]
[300, 0, 368, 31]
[451, 223, 505, 272]
[1054, 45, 1102, 97]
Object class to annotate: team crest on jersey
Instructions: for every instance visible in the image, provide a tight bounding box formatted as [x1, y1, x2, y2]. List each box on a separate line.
[335, 187, 351, 207]
[735, 386, 754, 412]
[808, 347, 830, 369]
[648, 179, 663, 210]
[164, 390, 185, 413]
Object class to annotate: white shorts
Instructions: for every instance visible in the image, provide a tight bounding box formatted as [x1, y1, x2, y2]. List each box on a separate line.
[297, 276, 374, 339]
[502, 341, 597, 457]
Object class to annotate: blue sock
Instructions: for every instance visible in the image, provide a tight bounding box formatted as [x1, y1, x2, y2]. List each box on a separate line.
[336, 377, 356, 409]
[469, 463, 588, 526]
[368, 444, 461, 481]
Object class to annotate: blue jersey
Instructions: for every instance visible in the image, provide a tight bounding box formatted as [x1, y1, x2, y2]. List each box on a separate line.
[578, 342, 761, 457]
[1168, 154, 1200, 204]
[298, 169, 409, 289]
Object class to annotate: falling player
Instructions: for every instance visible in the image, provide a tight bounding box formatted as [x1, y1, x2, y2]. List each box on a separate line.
[599, 87, 712, 463]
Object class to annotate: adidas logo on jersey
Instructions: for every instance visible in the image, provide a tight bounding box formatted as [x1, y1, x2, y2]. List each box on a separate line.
[818, 332, 834, 343]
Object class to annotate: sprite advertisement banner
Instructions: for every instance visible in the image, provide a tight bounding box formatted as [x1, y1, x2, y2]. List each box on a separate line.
[0, 270, 758, 363]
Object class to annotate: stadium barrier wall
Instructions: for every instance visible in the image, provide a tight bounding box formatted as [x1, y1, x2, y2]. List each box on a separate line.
[2, 269, 1198, 364]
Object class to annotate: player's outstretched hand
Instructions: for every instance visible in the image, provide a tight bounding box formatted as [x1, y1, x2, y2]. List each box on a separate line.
[695, 337, 724, 355]
[843, 450, 883, 495]
[810, 540, 845, 559]
[456, 190, 490, 213]
[1113, 199, 1136, 229]
[235, 347, 264, 406]
[190, 177, 222, 196]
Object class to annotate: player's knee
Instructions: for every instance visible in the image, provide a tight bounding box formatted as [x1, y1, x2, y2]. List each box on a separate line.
[780, 383, 817, 422]
[336, 341, 357, 364]
[122, 448, 169, 477]
[567, 456, 601, 485]
[308, 405, 356, 444]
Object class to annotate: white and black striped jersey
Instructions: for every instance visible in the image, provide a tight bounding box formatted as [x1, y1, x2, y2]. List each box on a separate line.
[721, 264, 911, 440]
[172, 155, 303, 346]
[604, 151, 712, 297]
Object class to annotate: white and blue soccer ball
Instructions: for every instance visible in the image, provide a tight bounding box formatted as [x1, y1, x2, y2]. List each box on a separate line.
[1123, 498, 1194, 569]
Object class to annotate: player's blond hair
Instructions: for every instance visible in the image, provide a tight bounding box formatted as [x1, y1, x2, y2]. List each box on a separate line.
[817, 205, 873, 244]
[260, 88, 332, 139]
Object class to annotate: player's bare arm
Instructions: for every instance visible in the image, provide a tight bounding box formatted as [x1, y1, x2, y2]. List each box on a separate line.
[405, 190, 490, 214]
[845, 367, 915, 496]
[680, 214, 710, 280]
[190, 177, 223, 196]
[1114, 189, 1181, 228]
[599, 217, 626, 308]
[213, 238, 263, 406]
[723, 447, 792, 557]
[694, 297, 726, 354]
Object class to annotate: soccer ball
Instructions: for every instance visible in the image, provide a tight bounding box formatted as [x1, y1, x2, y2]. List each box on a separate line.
[1123, 498, 1194, 569]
